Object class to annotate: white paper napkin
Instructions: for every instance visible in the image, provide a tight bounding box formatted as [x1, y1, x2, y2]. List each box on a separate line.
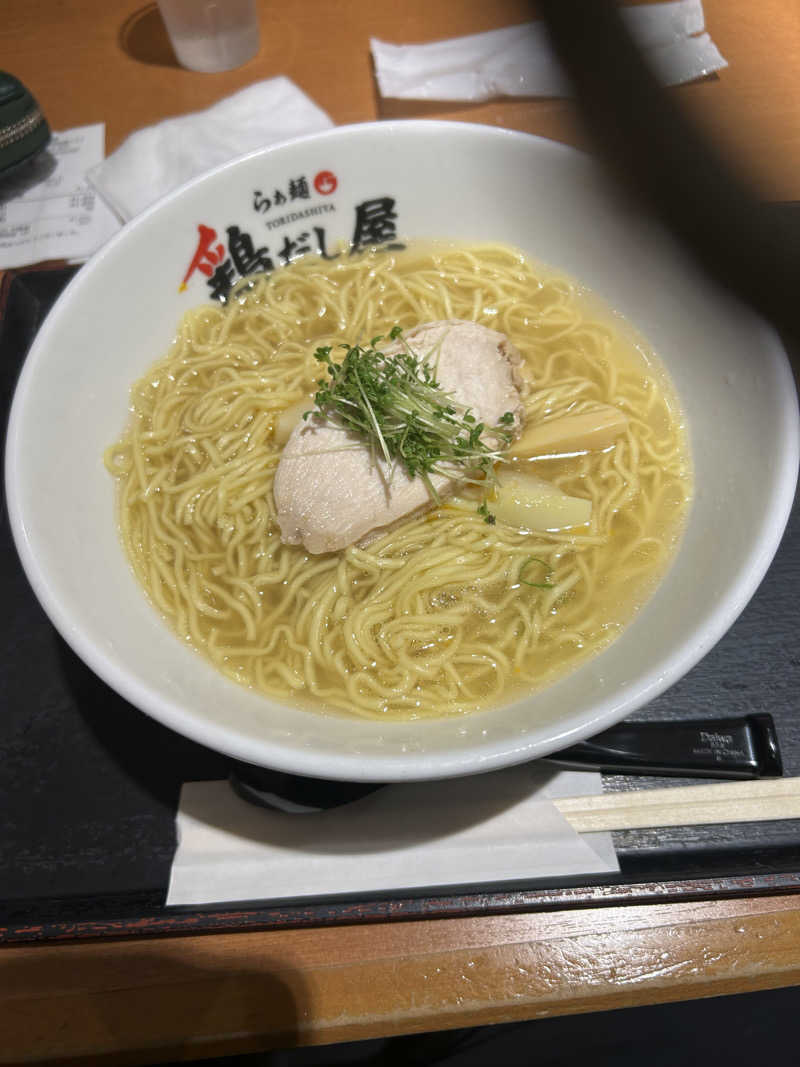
[371, 0, 727, 102]
[88, 77, 334, 223]
[167, 765, 619, 906]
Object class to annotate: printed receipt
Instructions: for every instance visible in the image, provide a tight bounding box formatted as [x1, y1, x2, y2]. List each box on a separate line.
[0, 123, 121, 270]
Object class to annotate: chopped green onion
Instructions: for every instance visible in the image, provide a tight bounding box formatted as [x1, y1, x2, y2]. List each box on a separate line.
[518, 556, 554, 589]
[477, 500, 496, 525]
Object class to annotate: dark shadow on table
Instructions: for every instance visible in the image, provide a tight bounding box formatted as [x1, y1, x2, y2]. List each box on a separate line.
[4, 942, 308, 1064]
[55, 632, 231, 809]
[154, 983, 800, 1066]
[120, 3, 180, 68]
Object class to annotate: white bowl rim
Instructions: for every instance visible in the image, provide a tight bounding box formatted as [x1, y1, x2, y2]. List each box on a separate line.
[5, 119, 800, 781]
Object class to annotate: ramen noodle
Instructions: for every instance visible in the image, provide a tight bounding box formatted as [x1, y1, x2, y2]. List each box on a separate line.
[105, 243, 692, 719]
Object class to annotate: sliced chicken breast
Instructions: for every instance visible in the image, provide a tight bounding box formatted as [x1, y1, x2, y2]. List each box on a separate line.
[273, 320, 525, 554]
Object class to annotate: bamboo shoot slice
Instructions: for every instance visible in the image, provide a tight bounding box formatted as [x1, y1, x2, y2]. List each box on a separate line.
[510, 404, 628, 459]
[275, 397, 315, 446]
[491, 472, 591, 532]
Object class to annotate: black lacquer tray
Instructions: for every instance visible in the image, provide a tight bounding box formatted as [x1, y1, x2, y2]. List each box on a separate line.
[2, 262, 799, 946]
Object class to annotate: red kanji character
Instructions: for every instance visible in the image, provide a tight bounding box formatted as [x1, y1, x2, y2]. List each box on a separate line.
[180, 225, 225, 291]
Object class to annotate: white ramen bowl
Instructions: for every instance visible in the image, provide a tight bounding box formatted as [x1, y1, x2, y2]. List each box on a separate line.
[6, 121, 799, 782]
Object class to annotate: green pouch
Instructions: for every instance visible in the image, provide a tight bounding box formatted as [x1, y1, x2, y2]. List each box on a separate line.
[0, 72, 50, 179]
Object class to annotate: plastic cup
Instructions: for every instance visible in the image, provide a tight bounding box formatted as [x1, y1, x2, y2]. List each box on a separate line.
[157, 0, 260, 73]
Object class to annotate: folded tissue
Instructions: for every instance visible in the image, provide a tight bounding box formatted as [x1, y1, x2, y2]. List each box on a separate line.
[88, 76, 333, 223]
[371, 0, 727, 102]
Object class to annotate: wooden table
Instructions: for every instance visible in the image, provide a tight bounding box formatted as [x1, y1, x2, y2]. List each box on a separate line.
[3, 1, 800, 1063]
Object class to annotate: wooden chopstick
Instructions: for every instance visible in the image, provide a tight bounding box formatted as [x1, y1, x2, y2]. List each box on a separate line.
[553, 777, 800, 833]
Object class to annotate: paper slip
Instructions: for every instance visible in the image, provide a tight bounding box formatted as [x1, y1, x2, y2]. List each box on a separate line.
[167, 766, 619, 907]
[0, 123, 121, 270]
